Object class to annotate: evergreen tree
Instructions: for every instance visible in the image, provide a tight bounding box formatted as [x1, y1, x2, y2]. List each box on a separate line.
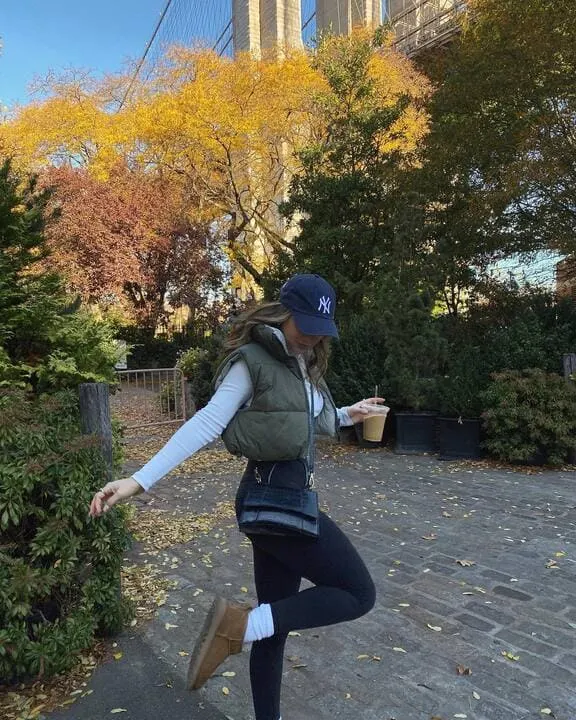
[267, 30, 431, 320]
[0, 159, 118, 391]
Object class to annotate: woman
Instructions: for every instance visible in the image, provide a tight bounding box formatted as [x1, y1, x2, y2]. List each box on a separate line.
[90, 273, 384, 720]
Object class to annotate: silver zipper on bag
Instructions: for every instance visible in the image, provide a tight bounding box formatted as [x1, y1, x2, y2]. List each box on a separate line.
[254, 462, 277, 485]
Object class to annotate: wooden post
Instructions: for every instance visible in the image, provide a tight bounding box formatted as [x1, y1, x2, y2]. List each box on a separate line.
[563, 353, 576, 381]
[79, 382, 113, 483]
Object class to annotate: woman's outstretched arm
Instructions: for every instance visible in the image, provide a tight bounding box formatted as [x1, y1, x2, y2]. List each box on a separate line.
[89, 360, 252, 516]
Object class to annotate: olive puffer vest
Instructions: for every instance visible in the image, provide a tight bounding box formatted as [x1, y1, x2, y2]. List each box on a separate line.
[214, 325, 338, 462]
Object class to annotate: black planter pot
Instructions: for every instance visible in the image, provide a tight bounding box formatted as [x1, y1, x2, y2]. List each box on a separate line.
[438, 417, 481, 460]
[394, 411, 437, 455]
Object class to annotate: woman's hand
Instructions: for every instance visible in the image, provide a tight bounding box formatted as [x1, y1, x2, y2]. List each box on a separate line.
[89, 477, 144, 517]
[346, 397, 388, 425]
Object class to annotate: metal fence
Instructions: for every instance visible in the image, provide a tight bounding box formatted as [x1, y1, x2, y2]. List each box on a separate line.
[111, 368, 187, 430]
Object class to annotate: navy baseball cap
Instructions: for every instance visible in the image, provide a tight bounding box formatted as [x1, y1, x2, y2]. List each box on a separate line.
[279, 274, 338, 338]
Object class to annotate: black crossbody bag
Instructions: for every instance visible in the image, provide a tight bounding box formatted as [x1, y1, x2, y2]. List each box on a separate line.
[237, 382, 319, 539]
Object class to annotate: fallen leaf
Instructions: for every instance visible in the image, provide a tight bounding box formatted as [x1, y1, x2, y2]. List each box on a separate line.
[501, 651, 520, 661]
[422, 533, 437, 541]
[540, 709, 553, 716]
[427, 624, 442, 632]
[113, 652, 123, 661]
[178, 651, 189, 657]
[240, 586, 248, 593]
[164, 623, 178, 630]
[222, 687, 230, 695]
[344, 693, 351, 699]
[222, 671, 236, 677]
[357, 654, 370, 660]
[472, 691, 480, 700]
[456, 665, 472, 675]
[545, 560, 559, 569]
[288, 631, 301, 636]
[456, 559, 476, 567]
[291, 663, 308, 669]
[393, 647, 407, 653]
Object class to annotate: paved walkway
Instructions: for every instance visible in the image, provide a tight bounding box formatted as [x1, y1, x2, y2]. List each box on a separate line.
[51, 444, 576, 720]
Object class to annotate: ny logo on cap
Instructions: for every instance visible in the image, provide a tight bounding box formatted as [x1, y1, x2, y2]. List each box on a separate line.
[318, 296, 331, 314]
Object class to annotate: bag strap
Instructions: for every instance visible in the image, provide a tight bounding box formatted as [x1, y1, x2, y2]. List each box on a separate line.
[306, 376, 315, 489]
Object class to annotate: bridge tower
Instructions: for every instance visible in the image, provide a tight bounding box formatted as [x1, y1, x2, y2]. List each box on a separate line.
[316, 0, 382, 37]
[233, 1, 383, 55]
[233, 0, 303, 55]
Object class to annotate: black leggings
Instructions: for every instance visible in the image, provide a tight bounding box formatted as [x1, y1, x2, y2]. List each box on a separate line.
[235, 480, 376, 720]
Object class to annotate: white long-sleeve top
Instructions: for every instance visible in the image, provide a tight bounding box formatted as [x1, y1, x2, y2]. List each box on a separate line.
[133, 357, 354, 492]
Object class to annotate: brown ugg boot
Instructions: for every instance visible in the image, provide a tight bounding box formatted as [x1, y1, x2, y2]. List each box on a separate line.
[187, 596, 251, 690]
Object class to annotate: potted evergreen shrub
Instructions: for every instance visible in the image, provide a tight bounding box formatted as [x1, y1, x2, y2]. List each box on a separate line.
[436, 370, 484, 460]
[383, 292, 444, 454]
[481, 369, 576, 465]
[435, 314, 486, 460]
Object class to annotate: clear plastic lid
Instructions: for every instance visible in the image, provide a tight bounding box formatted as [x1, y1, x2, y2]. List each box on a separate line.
[361, 403, 390, 415]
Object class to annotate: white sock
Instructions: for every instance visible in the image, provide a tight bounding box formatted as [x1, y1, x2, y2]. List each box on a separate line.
[243, 603, 274, 643]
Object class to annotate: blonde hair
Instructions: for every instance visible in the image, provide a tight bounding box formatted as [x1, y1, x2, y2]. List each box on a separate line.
[225, 301, 331, 382]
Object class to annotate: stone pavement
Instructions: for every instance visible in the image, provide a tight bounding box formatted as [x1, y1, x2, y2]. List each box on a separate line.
[53, 444, 576, 720]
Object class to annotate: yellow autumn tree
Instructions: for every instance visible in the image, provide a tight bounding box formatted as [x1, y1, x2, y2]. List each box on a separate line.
[0, 33, 431, 294]
[0, 70, 125, 176]
[120, 47, 326, 294]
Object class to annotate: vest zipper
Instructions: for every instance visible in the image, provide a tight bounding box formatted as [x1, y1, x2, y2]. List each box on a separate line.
[304, 374, 315, 489]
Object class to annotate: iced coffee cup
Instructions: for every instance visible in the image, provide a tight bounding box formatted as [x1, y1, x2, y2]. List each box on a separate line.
[362, 403, 389, 442]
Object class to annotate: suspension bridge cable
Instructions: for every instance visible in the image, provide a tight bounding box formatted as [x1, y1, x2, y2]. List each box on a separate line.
[119, 0, 174, 109]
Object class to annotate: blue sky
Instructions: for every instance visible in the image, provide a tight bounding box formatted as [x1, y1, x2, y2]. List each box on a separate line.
[1, 0, 166, 106]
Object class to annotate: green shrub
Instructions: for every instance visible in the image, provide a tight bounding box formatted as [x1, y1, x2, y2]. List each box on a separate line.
[178, 347, 209, 381]
[381, 291, 445, 411]
[0, 159, 132, 683]
[177, 334, 225, 409]
[327, 313, 389, 407]
[436, 341, 485, 418]
[481, 369, 576, 465]
[0, 389, 132, 682]
[115, 326, 214, 370]
[158, 379, 185, 416]
[435, 284, 576, 419]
